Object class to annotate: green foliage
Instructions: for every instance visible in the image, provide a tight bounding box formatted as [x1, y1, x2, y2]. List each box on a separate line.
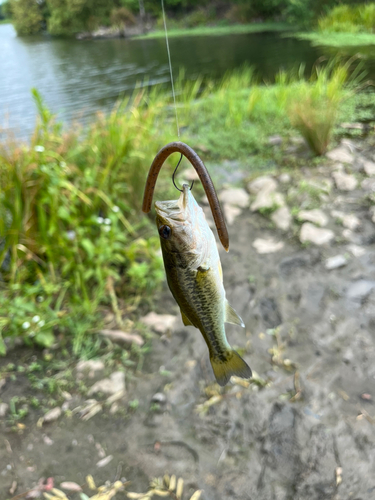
[318, 3, 375, 33]
[0, 88, 167, 353]
[9, 0, 44, 35]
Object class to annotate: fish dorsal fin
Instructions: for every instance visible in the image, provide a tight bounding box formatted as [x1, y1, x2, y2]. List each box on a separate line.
[181, 310, 193, 327]
[225, 300, 245, 327]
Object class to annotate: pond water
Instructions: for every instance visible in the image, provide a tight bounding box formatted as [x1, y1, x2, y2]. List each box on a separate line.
[0, 23, 373, 138]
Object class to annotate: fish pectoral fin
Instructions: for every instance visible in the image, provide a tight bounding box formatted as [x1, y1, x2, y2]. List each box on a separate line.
[197, 263, 210, 272]
[181, 310, 194, 327]
[225, 300, 245, 327]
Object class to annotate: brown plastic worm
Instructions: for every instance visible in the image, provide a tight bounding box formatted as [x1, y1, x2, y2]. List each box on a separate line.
[142, 141, 229, 252]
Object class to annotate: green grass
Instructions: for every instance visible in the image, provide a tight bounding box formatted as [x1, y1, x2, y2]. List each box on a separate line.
[295, 31, 375, 47]
[136, 22, 292, 39]
[0, 19, 11, 25]
[0, 61, 369, 356]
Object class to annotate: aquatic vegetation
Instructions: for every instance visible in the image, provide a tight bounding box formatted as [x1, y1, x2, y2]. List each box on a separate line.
[318, 3, 375, 33]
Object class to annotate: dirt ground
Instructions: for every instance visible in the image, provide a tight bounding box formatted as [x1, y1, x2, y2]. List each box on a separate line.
[1, 139, 375, 500]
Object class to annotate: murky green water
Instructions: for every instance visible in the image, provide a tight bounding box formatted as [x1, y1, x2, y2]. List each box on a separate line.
[0, 23, 373, 138]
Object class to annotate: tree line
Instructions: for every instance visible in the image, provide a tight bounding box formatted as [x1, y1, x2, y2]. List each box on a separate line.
[1, 0, 372, 36]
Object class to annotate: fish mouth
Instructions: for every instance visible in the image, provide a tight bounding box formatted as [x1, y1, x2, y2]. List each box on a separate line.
[154, 184, 191, 222]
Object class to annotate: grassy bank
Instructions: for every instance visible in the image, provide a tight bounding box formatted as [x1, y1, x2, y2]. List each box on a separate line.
[295, 31, 375, 47]
[137, 22, 292, 39]
[0, 61, 372, 358]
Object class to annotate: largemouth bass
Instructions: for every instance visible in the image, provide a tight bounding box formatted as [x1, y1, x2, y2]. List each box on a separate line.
[155, 184, 252, 386]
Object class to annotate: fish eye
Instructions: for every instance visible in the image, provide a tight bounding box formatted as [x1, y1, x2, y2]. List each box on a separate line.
[158, 225, 172, 239]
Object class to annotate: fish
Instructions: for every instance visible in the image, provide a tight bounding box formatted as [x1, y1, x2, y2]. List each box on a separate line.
[155, 183, 252, 386]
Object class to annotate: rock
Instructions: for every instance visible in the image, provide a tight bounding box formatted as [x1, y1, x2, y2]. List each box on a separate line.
[300, 223, 335, 245]
[151, 392, 167, 404]
[327, 147, 354, 164]
[0, 402, 9, 417]
[370, 206, 375, 223]
[347, 244, 366, 257]
[298, 209, 328, 227]
[253, 238, 285, 254]
[362, 160, 375, 176]
[219, 188, 249, 208]
[99, 330, 144, 346]
[76, 360, 105, 374]
[271, 206, 292, 231]
[279, 173, 291, 184]
[340, 122, 365, 130]
[332, 171, 358, 191]
[361, 178, 375, 192]
[88, 371, 125, 396]
[96, 455, 113, 468]
[60, 482, 82, 492]
[347, 280, 375, 302]
[251, 190, 285, 213]
[268, 135, 283, 146]
[332, 211, 361, 230]
[325, 255, 347, 270]
[247, 176, 277, 195]
[43, 407, 62, 423]
[223, 204, 241, 225]
[140, 312, 177, 334]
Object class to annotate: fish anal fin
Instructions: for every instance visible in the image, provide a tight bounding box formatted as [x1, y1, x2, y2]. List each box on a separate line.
[181, 310, 193, 327]
[210, 350, 252, 387]
[225, 300, 245, 327]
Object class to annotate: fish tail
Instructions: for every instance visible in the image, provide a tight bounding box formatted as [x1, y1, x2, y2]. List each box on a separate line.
[210, 349, 252, 387]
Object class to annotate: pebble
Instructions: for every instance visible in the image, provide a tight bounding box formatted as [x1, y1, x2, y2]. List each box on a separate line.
[361, 178, 375, 192]
[219, 188, 249, 208]
[348, 244, 366, 257]
[332, 211, 361, 230]
[251, 190, 284, 213]
[99, 330, 144, 346]
[151, 392, 167, 404]
[96, 455, 113, 468]
[300, 223, 335, 245]
[253, 238, 285, 254]
[60, 482, 82, 492]
[363, 160, 375, 176]
[327, 146, 354, 164]
[325, 255, 347, 270]
[347, 280, 375, 301]
[298, 209, 328, 227]
[0, 402, 9, 417]
[88, 371, 125, 396]
[279, 173, 291, 184]
[141, 312, 177, 334]
[332, 171, 358, 191]
[271, 206, 292, 231]
[76, 360, 105, 374]
[268, 134, 283, 146]
[223, 204, 241, 225]
[369, 206, 375, 224]
[43, 407, 62, 423]
[247, 175, 277, 195]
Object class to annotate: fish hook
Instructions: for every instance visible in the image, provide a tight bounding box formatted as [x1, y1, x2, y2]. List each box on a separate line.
[142, 141, 229, 252]
[171, 153, 194, 193]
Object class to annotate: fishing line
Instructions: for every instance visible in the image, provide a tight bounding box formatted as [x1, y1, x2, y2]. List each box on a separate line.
[161, 0, 180, 138]
[172, 153, 194, 192]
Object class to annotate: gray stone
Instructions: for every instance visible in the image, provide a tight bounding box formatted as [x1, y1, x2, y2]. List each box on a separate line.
[327, 147, 354, 164]
[253, 238, 284, 254]
[141, 312, 177, 334]
[268, 134, 283, 146]
[271, 206, 292, 231]
[223, 203, 241, 226]
[300, 223, 335, 245]
[298, 209, 328, 227]
[219, 188, 249, 208]
[332, 211, 361, 230]
[363, 160, 375, 176]
[43, 407, 62, 423]
[361, 178, 375, 192]
[340, 122, 365, 130]
[251, 190, 285, 213]
[370, 206, 375, 223]
[151, 392, 167, 404]
[76, 359, 105, 374]
[325, 255, 347, 270]
[279, 173, 291, 184]
[332, 171, 358, 191]
[0, 402, 9, 417]
[247, 176, 277, 195]
[99, 330, 144, 346]
[88, 371, 125, 396]
[347, 280, 375, 302]
[347, 244, 366, 257]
